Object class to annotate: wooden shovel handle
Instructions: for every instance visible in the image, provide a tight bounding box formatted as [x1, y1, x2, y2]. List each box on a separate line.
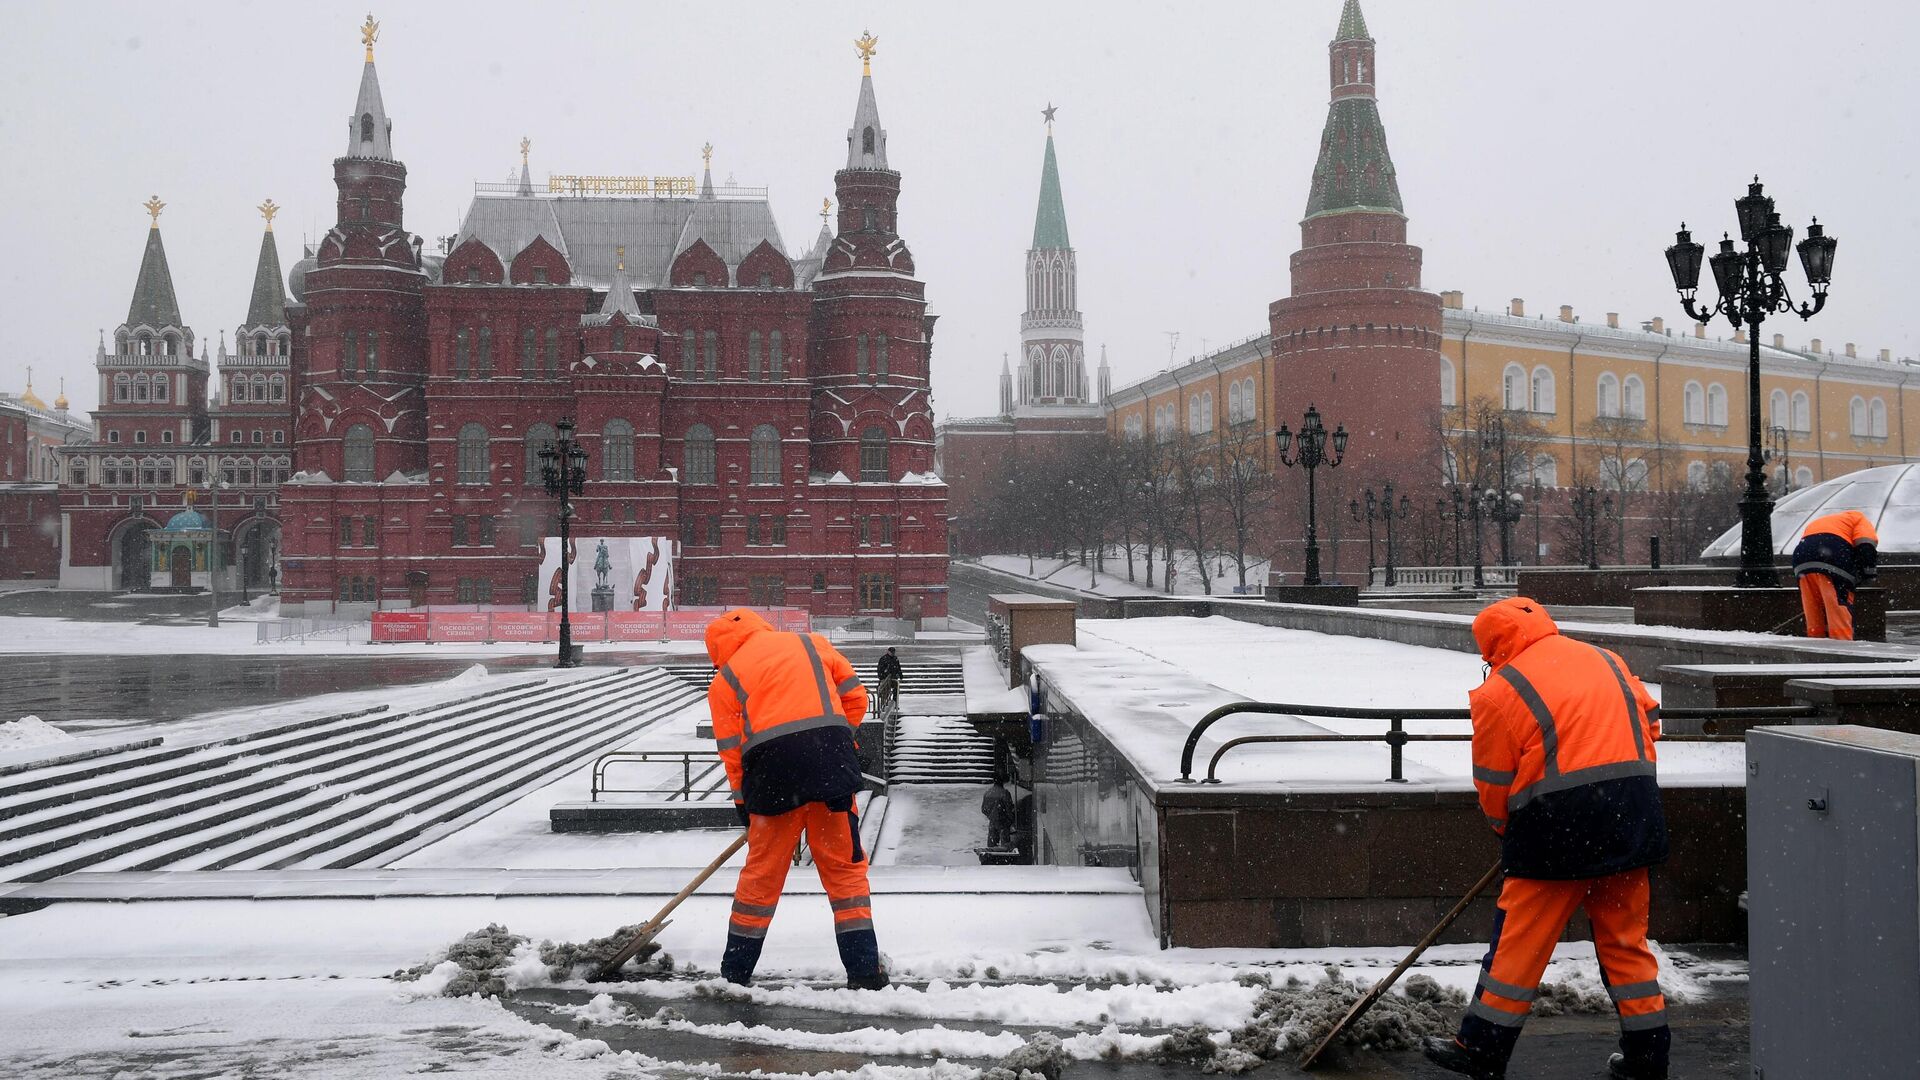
[595, 830, 749, 978]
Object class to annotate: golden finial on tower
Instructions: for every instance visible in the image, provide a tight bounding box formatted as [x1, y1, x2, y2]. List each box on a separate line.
[143, 195, 165, 227]
[519, 136, 530, 165]
[855, 30, 878, 75]
[821, 197, 831, 225]
[701, 142, 713, 170]
[258, 198, 280, 230]
[615, 245, 626, 272]
[360, 13, 380, 62]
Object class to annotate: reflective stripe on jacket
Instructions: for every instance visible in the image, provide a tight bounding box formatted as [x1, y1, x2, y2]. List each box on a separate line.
[706, 608, 869, 816]
[1794, 510, 1880, 585]
[1469, 597, 1669, 880]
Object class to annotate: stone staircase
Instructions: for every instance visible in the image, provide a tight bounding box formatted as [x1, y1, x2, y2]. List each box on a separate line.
[0, 669, 701, 881]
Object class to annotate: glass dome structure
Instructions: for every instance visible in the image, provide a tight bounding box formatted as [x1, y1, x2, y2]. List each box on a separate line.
[1702, 462, 1920, 558]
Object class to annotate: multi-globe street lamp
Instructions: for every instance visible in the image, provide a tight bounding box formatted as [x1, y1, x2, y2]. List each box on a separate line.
[1480, 416, 1526, 566]
[1764, 424, 1794, 496]
[539, 418, 590, 669]
[1352, 484, 1410, 587]
[1665, 178, 1836, 587]
[1349, 494, 1377, 582]
[1275, 404, 1348, 588]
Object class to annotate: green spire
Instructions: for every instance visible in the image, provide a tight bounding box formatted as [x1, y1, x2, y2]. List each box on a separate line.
[244, 227, 288, 328]
[1336, 0, 1370, 41]
[1303, 97, 1403, 218]
[127, 224, 184, 329]
[1032, 133, 1071, 249]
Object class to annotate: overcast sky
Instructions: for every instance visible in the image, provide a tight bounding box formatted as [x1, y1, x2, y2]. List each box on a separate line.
[5, 1, 1916, 423]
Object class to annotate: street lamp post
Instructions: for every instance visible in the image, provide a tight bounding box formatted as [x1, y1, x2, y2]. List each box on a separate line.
[1764, 424, 1793, 496]
[1665, 178, 1836, 587]
[1380, 483, 1409, 588]
[1275, 405, 1349, 588]
[1463, 486, 1486, 588]
[1572, 486, 1614, 571]
[539, 418, 590, 669]
[205, 484, 222, 628]
[1349, 494, 1378, 584]
[1481, 416, 1525, 566]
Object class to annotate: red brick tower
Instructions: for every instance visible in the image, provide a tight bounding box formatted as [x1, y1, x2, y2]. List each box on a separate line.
[288, 15, 429, 486]
[1269, 0, 1442, 564]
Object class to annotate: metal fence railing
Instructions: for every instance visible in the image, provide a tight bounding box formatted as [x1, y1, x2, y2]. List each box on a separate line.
[255, 616, 360, 644]
[1177, 700, 1821, 784]
[590, 750, 728, 802]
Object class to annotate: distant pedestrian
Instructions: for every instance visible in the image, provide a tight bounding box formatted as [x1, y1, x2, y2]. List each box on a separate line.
[876, 647, 903, 712]
[980, 778, 1015, 848]
[1792, 509, 1879, 640]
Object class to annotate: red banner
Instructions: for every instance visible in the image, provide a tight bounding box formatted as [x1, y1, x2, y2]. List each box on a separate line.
[563, 613, 608, 641]
[665, 609, 717, 640]
[490, 613, 551, 642]
[774, 608, 812, 632]
[370, 611, 430, 642]
[428, 612, 491, 643]
[608, 611, 667, 641]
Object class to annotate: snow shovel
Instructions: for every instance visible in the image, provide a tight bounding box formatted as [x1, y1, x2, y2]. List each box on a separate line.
[1298, 860, 1505, 1071]
[589, 831, 749, 982]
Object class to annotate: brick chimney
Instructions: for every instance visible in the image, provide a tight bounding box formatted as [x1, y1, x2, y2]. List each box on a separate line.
[1846, 342, 1857, 358]
[1695, 323, 1707, 339]
[1650, 316, 1665, 334]
[1510, 298, 1525, 318]
[1811, 338, 1823, 353]
[1882, 348, 1894, 362]
[1559, 304, 1575, 323]
[1606, 312, 1619, 329]
[1773, 333, 1785, 349]
[1734, 328, 1747, 343]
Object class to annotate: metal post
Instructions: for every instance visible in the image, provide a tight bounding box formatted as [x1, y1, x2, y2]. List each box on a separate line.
[1382, 483, 1398, 588]
[1303, 461, 1322, 587]
[1469, 488, 1485, 588]
[1738, 312, 1778, 586]
[207, 487, 220, 628]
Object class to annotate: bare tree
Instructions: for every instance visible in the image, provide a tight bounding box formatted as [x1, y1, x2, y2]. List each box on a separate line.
[1213, 422, 1275, 592]
[1165, 433, 1218, 595]
[1586, 415, 1655, 563]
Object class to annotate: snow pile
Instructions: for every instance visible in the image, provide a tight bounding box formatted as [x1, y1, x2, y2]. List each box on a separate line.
[0, 716, 73, 750]
[983, 1031, 1067, 1080]
[444, 663, 491, 688]
[392, 923, 676, 998]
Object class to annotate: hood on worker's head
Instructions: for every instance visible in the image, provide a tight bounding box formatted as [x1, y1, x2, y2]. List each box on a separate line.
[705, 608, 774, 667]
[1472, 596, 1559, 671]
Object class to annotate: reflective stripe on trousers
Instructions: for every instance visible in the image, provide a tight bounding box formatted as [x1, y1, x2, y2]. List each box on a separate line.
[729, 801, 876, 941]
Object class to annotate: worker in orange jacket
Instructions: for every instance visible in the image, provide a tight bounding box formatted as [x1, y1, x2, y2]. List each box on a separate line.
[705, 609, 884, 990]
[1424, 598, 1670, 1080]
[1792, 509, 1879, 640]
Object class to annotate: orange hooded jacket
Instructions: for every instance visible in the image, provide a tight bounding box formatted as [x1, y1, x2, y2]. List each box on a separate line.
[705, 608, 868, 816]
[1468, 597, 1667, 879]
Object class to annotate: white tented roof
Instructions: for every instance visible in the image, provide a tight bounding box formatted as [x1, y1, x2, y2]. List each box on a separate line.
[1702, 462, 1920, 557]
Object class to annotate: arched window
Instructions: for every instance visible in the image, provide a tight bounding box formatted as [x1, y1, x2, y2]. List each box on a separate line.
[521, 329, 536, 375]
[1624, 458, 1648, 492]
[1795, 466, 1814, 488]
[878, 333, 890, 377]
[344, 424, 375, 482]
[365, 331, 378, 373]
[1687, 461, 1707, 490]
[750, 424, 781, 484]
[683, 425, 716, 485]
[1770, 389, 1790, 428]
[769, 330, 785, 379]
[1440, 357, 1457, 408]
[1849, 396, 1867, 435]
[862, 126, 875, 155]
[360, 113, 374, 144]
[456, 423, 489, 485]
[454, 329, 469, 378]
[134, 374, 150, 403]
[1124, 415, 1144, 440]
[1791, 391, 1811, 433]
[1201, 391, 1214, 433]
[524, 422, 556, 483]
[1227, 382, 1243, 423]
[1596, 372, 1619, 419]
[269, 374, 285, 402]
[343, 331, 360, 378]
[253, 332, 268, 356]
[153, 373, 169, 402]
[602, 419, 635, 481]
[477, 328, 493, 376]
[113, 373, 130, 402]
[1870, 398, 1888, 438]
[1707, 383, 1729, 426]
[1502, 363, 1527, 411]
[231, 377, 247, 403]
[1532, 453, 1558, 487]
[251, 374, 267, 401]
[1683, 381, 1704, 424]
[1622, 375, 1645, 420]
[1530, 367, 1556, 414]
[544, 328, 560, 376]
[859, 427, 889, 483]
[747, 330, 763, 380]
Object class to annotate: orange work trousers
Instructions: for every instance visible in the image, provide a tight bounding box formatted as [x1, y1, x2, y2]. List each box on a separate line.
[1799, 573, 1854, 640]
[1466, 868, 1667, 1037]
[728, 801, 874, 942]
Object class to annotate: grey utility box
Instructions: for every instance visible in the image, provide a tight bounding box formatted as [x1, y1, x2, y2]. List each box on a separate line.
[1747, 726, 1920, 1079]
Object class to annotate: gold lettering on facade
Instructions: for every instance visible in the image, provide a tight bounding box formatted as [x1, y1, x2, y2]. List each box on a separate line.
[544, 175, 699, 197]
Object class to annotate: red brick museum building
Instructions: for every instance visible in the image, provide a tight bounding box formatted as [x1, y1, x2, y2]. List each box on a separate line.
[39, 22, 948, 621]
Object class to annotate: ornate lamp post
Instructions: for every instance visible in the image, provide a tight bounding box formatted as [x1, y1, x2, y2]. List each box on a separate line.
[1437, 494, 1463, 571]
[1665, 178, 1836, 587]
[1764, 424, 1793, 495]
[1381, 483, 1409, 588]
[1349, 494, 1378, 583]
[539, 418, 589, 669]
[1481, 416, 1525, 566]
[1571, 486, 1614, 571]
[1275, 404, 1348, 587]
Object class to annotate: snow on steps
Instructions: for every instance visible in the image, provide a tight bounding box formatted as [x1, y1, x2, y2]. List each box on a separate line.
[0, 669, 701, 882]
[887, 715, 997, 785]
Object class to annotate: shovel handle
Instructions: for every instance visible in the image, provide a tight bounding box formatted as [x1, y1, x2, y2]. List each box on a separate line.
[1299, 860, 1505, 1070]
[594, 830, 749, 979]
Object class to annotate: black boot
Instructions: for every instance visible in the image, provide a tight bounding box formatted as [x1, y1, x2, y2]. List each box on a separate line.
[719, 931, 763, 987]
[1421, 1036, 1507, 1080]
[1608, 1052, 1668, 1079]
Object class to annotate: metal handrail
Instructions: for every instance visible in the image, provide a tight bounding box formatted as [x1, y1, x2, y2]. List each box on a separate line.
[590, 750, 724, 802]
[1177, 701, 1822, 783]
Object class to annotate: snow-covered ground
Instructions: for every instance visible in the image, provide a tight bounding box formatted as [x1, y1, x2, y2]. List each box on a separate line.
[977, 547, 1269, 598]
[873, 785, 990, 865]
